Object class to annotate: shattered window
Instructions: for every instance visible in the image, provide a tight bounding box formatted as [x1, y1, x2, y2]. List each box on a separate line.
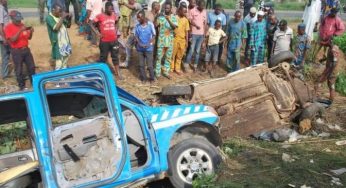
[0, 99, 32, 155]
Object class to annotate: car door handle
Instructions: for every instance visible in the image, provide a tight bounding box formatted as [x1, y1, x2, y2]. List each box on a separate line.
[82, 135, 97, 144]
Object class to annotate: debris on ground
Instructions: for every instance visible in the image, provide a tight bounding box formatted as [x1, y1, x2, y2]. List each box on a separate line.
[252, 128, 308, 142]
[317, 132, 331, 137]
[335, 140, 346, 146]
[282, 153, 296, 163]
[327, 124, 344, 131]
[330, 168, 346, 176]
[300, 184, 312, 188]
[288, 184, 296, 187]
[331, 177, 343, 186]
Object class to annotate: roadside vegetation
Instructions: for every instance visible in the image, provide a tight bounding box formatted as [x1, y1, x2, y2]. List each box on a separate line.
[193, 135, 346, 187]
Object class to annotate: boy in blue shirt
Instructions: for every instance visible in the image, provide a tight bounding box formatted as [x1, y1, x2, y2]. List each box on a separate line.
[134, 11, 156, 83]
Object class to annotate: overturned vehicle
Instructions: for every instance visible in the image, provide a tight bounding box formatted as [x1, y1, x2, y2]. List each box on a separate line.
[161, 51, 318, 139]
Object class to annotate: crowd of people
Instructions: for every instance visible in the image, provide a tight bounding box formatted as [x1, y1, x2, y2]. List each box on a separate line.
[0, 0, 345, 98]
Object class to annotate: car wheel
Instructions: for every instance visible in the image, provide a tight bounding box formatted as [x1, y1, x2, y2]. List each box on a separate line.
[268, 51, 296, 68]
[168, 138, 222, 188]
[161, 85, 192, 96]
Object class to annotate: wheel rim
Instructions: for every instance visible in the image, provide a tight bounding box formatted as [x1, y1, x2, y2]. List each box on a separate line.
[176, 148, 213, 184]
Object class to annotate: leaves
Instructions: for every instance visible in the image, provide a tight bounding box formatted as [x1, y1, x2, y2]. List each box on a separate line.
[334, 33, 346, 54]
[0, 121, 30, 155]
[336, 72, 346, 96]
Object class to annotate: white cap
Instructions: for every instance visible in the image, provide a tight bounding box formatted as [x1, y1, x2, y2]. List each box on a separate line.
[179, 0, 189, 8]
[250, 7, 257, 13]
[258, 10, 265, 16]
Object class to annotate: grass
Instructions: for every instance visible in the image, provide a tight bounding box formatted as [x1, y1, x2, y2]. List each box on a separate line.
[193, 135, 346, 187]
[8, 0, 37, 8]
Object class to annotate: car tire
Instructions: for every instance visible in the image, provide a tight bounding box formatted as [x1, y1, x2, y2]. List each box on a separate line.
[161, 85, 192, 96]
[268, 51, 296, 68]
[168, 138, 222, 188]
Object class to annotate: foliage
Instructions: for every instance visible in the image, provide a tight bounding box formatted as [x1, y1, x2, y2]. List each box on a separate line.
[0, 122, 31, 155]
[333, 32, 346, 54]
[192, 173, 217, 188]
[336, 72, 346, 96]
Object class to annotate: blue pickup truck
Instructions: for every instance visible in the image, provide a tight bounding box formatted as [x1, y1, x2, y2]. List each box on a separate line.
[0, 64, 222, 188]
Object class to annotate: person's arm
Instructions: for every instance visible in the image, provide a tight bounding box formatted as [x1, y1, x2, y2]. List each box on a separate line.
[28, 28, 34, 40]
[334, 18, 345, 36]
[203, 13, 208, 35]
[54, 13, 70, 31]
[0, 24, 5, 43]
[165, 15, 177, 30]
[7, 27, 26, 42]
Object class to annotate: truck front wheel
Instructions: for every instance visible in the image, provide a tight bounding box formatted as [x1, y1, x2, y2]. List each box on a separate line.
[168, 138, 222, 188]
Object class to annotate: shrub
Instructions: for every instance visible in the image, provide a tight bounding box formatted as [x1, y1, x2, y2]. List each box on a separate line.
[334, 32, 346, 54]
[336, 72, 346, 96]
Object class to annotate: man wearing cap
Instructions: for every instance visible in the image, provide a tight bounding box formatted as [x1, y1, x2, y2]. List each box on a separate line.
[4, 10, 35, 90]
[294, 23, 311, 67]
[243, 0, 255, 18]
[248, 10, 266, 65]
[243, 7, 257, 65]
[0, 0, 11, 79]
[272, 19, 293, 55]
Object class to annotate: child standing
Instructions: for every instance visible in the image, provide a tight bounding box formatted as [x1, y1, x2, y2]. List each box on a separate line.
[134, 11, 156, 83]
[204, 20, 227, 77]
[294, 23, 311, 68]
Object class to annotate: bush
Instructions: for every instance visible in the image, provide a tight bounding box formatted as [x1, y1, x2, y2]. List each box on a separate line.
[336, 72, 346, 96]
[334, 32, 346, 54]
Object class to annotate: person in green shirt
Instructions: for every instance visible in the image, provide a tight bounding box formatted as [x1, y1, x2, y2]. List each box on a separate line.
[46, 4, 72, 70]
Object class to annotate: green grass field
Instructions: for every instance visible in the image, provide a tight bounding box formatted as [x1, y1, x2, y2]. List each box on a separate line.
[8, 0, 37, 8]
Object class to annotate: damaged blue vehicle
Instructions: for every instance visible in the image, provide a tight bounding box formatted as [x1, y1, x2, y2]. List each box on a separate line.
[0, 63, 222, 188]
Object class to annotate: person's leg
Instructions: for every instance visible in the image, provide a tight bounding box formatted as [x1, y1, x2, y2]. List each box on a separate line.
[0, 42, 11, 79]
[163, 47, 172, 76]
[193, 35, 204, 68]
[72, 0, 80, 24]
[138, 51, 147, 81]
[125, 33, 135, 67]
[250, 49, 257, 66]
[146, 51, 155, 81]
[23, 48, 36, 85]
[258, 46, 264, 64]
[171, 40, 179, 72]
[38, 0, 46, 24]
[110, 41, 122, 79]
[267, 38, 273, 60]
[234, 49, 241, 71]
[99, 41, 108, 63]
[11, 49, 25, 89]
[217, 42, 224, 64]
[175, 41, 185, 73]
[155, 47, 164, 77]
[185, 35, 197, 65]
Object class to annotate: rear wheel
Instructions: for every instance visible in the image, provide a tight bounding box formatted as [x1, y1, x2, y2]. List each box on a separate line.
[168, 138, 222, 188]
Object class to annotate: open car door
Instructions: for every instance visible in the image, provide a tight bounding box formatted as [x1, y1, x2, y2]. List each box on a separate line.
[32, 64, 130, 187]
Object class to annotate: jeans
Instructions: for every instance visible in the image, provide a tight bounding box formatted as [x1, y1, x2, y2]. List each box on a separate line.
[11, 47, 35, 89]
[0, 41, 11, 79]
[138, 51, 154, 81]
[185, 34, 204, 66]
[226, 49, 240, 72]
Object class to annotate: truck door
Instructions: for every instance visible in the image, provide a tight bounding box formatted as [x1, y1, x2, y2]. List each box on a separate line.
[33, 65, 130, 187]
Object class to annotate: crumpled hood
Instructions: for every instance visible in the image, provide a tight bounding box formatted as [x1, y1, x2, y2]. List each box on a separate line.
[145, 104, 219, 130]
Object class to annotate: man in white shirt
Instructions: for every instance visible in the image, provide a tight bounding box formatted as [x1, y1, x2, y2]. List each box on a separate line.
[86, 0, 103, 22]
[272, 19, 293, 55]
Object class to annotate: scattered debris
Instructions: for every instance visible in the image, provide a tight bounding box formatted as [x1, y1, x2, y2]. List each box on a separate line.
[281, 144, 291, 149]
[310, 159, 314, 164]
[316, 118, 324, 125]
[253, 128, 308, 143]
[300, 184, 312, 188]
[299, 119, 312, 134]
[330, 168, 346, 176]
[327, 124, 343, 131]
[322, 148, 332, 152]
[282, 153, 295, 163]
[335, 140, 346, 146]
[318, 132, 331, 137]
[331, 177, 343, 186]
[288, 184, 296, 187]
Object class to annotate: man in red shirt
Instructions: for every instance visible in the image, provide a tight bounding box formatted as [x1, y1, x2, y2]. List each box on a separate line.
[4, 10, 35, 91]
[319, 7, 345, 46]
[93, 2, 122, 79]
